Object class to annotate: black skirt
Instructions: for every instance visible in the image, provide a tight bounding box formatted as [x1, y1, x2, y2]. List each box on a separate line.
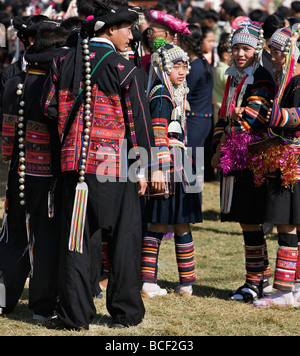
[145, 182, 203, 225]
[264, 176, 300, 225]
[221, 170, 267, 225]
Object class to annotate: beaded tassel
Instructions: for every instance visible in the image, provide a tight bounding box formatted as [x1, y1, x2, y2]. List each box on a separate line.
[16, 79, 35, 274]
[16, 83, 26, 206]
[68, 38, 91, 254]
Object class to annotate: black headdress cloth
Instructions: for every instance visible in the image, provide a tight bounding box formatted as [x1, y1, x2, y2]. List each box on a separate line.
[73, 4, 139, 95]
[81, 4, 139, 38]
[24, 20, 69, 65]
[12, 15, 49, 47]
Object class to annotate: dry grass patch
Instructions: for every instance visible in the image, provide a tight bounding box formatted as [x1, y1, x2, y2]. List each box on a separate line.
[0, 179, 299, 336]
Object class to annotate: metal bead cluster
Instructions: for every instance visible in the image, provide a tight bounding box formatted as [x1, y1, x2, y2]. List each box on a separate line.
[227, 28, 235, 53]
[79, 38, 92, 183]
[281, 36, 293, 56]
[281, 32, 298, 74]
[156, 46, 191, 75]
[255, 29, 265, 55]
[16, 83, 26, 206]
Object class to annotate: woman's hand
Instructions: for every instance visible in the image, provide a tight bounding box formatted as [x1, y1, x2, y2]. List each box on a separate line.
[151, 170, 165, 193]
[232, 107, 245, 121]
[211, 152, 220, 169]
[138, 177, 148, 196]
[266, 100, 274, 123]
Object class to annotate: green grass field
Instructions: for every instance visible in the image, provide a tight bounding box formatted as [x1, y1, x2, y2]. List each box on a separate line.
[0, 179, 299, 336]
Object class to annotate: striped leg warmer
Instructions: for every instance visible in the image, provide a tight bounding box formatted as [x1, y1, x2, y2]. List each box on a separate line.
[141, 231, 164, 284]
[264, 239, 272, 281]
[175, 233, 196, 286]
[274, 233, 298, 291]
[243, 230, 270, 286]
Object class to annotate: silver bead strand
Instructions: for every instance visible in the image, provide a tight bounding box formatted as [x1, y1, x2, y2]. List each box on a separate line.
[16, 83, 26, 206]
[79, 38, 92, 183]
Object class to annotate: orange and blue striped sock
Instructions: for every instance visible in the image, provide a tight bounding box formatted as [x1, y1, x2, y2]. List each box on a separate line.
[175, 233, 196, 286]
[141, 231, 164, 284]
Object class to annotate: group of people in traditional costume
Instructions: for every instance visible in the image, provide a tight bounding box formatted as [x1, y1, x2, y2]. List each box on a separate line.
[212, 21, 300, 308]
[0, 0, 300, 332]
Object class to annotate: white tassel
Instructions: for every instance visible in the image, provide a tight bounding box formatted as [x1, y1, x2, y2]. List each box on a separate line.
[68, 182, 88, 254]
[26, 213, 34, 277]
[169, 106, 183, 134]
[168, 120, 182, 134]
[0, 211, 8, 243]
[171, 106, 181, 121]
[0, 281, 5, 308]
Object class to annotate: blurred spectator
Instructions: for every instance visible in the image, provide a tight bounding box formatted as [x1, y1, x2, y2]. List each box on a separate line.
[188, 16, 203, 27]
[261, 13, 285, 80]
[276, 5, 291, 25]
[76, 0, 93, 19]
[178, 24, 214, 166]
[202, 9, 221, 42]
[291, 1, 300, 20]
[220, 0, 237, 29]
[184, 5, 205, 22]
[248, 9, 268, 23]
[153, 0, 179, 17]
[229, 5, 246, 24]
[213, 32, 230, 122]
[201, 26, 216, 67]
[185, 6, 205, 26]
[147, 9, 186, 51]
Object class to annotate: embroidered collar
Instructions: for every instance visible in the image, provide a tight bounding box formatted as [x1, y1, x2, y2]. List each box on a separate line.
[25, 67, 47, 75]
[226, 64, 255, 85]
[90, 37, 116, 51]
[225, 64, 253, 77]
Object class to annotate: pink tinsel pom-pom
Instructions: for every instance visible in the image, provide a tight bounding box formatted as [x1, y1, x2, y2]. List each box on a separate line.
[219, 131, 262, 174]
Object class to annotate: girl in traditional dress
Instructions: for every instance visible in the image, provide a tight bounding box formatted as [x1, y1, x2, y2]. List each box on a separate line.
[251, 27, 300, 308]
[140, 38, 202, 298]
[211, 21, 275, 303]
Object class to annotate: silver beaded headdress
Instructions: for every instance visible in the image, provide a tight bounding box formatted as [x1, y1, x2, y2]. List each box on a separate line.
[269, 26, 300, 61]
[152, 42, 190, 75]
[269, 26, 300, 93]
[147, 38, 190, 97]
[228, 21, 265, 55]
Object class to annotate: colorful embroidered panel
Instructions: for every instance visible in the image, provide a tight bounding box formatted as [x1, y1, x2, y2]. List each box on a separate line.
[152, 118, 172, 166]
[2, 115, 52, 176]
[2, 114, 18, 162]
[58, 85, 126, 177]
[25, 120, 52, 176]
[270, 103, 300, 130]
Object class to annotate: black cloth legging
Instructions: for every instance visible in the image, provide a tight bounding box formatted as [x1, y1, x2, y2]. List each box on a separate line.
[56, 172, 145, 329]
[0, 167, 60, 317]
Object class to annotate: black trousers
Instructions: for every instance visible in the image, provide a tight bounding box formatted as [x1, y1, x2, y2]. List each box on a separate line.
[0, 167, 60, 317]
[56, 172, 145, 330]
